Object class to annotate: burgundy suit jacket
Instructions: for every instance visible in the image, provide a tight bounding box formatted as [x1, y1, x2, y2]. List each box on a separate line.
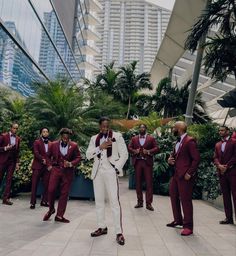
[213, 138, 236, 175]
[48, 140, 81, 170]
[172, 135, 200, 178]
[31, 138, 51, 170]
[0, 133, 20, 164]
[128, 134, 159, 166]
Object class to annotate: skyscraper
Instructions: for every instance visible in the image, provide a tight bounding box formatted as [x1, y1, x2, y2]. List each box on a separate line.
[97, 0, 171, 72]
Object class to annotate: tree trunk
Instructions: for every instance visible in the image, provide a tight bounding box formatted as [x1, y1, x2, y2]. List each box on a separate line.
[126, 96, 131, 119]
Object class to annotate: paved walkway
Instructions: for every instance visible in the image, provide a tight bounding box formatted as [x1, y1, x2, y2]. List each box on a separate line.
[0, 178, 235, 256]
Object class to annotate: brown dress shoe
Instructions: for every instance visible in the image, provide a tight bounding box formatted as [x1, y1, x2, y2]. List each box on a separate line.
[2, 199, 13, 205]
[55, 216, 70, 223]
[40, 201, 49, 207]
[30, 204, 35, 209]
[134, 203, 143, 208]
[91, 227, 108, 237]
[146, 204, 154, 211]
[43, 209, 55, 221]
[166, 221, 183, 228]
[219, 218, 234, 224]
[116, 233, 125, 245]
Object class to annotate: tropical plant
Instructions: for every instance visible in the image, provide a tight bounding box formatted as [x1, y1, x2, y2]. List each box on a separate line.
[26, 80, 96, 145]
[115, 61, 152, 119]
[185, 0, 236, 81]
[137, 78, 210, 123]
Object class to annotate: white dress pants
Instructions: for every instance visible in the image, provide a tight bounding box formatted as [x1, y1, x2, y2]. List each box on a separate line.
[93, 167, 122, 234]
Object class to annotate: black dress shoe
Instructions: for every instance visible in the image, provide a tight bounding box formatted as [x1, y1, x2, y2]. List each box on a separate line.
[40, 201, 49, 207]
[55, 216, 70, 223]
[116, 233, 125, 245]
[2, 199, 13, 205]
[219, 218, 234, 224]
[134, 203, 143, 208]
[43, 209, 55, 221]
[30, 204, 35, 209]
[146, 204, 154, 211]
[91, 227, 108, 237]
[166, 221, 183, 228]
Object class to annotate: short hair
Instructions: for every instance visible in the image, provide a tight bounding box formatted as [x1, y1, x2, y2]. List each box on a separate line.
[11, 122, 18, 128]
[59, 128, 73, 135]
[99, 116, 110, 125]
[220, 125, 229, 131]
[40, 127, 49, 134]
[139, 123, 147, 129]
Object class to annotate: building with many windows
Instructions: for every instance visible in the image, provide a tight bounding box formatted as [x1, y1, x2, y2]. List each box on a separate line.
[0, 0, 101, 96]
[97, 0, 171, 73]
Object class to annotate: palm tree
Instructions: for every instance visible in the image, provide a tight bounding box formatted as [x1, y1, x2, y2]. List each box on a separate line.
[136, 78, 210, 123]
[185, 0, 236, 81]
[115, 61, 153, 119]
[26, 80, 96, 145]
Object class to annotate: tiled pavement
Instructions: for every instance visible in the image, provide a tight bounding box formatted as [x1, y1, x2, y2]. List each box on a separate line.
[0, 177, 235, 256]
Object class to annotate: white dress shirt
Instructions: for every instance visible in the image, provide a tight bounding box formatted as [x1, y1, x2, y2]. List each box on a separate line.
[221, 136, 230, 152]
[175, 133, 187, 153]
[139, 134, 147, 146]
[9, 132, 16, 146]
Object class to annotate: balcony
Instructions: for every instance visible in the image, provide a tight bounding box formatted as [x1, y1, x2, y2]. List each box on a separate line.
[77, 56, 100, 71]
[77, 25, 101, 41]
[85, 0, 102, 12]
[80, 11, 101, 26]
[79, 41, 100, 55]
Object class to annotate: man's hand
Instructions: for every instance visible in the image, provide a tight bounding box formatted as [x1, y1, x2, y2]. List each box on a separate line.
[168, 156, 175, 165]
[15, 163, 20, 171]
[42, 159, 46, 165]
[218, 164, 227, 175]
[184, 173, 191, 181]
[99, 140, 112, 150]
[143, 149, 150, 155]
[133, 148, 140, 155]
[64, 160, 72, 168]
[5, 144, 13, 151]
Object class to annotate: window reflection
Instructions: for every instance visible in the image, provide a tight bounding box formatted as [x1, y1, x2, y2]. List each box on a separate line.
[0, 26, 45, 96]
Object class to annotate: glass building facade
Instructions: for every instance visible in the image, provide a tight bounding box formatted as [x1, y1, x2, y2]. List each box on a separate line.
[0, 0, 84, 96]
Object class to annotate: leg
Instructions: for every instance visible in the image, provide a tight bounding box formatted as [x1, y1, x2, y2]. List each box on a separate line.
[30, 169, 41, 205]
[229, 174, 236, 221]
[169, 176, 183, 223]
[41, 168, 50, 204]
[178, 178, 194, 230]
[219, 175, 233, 220]
[93, 170, 106, 229]
[103, 171, 122, 234]
[3, 162, 15, 201]
[47, 168, 61, 212]
[143, 164, 153, 205]
[134, 161, 144, 204]
[56, 171, 73, 217]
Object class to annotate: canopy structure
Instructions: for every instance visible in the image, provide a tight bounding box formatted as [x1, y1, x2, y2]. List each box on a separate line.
[150, 0, 236, 124]
[150, 0, 207, 86]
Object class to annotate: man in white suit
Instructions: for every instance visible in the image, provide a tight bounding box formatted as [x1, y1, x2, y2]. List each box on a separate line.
[86, 117, 128, 245]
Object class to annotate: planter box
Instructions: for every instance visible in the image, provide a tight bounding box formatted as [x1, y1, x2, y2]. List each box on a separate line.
[202, 192, 224, 210]
[37, 174, 94, 200]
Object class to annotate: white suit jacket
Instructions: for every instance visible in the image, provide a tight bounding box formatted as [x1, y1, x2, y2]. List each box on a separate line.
[86, 131, 128, 179]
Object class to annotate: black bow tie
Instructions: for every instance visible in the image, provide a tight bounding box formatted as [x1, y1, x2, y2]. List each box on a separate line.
[177, 137, 181, 142]
[100, 133, 108, 139]
[61, 142, 67, 148]
[43, 140, 48, 144]
[11, 134, 16, 137]
[140, 135, 145, 138]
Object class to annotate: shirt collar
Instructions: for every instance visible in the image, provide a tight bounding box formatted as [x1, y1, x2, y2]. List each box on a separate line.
[180, 133, 187, 142]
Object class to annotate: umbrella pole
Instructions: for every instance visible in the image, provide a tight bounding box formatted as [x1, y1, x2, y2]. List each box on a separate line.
[223, 108, 230, 126]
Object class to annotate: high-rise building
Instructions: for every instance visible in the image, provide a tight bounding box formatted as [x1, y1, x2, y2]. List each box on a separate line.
[97, 0, 171, 73]
[0, 0, 101, 96]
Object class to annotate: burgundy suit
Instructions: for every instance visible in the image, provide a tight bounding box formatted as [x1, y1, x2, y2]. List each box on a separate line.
[128, 134, 159, 204]
[30, 138, 51, 205]
[47, 140, 81, 217]
[0, 133, 20, 200]
[169, 135, 200, 230]
[214, 138, 236, 221]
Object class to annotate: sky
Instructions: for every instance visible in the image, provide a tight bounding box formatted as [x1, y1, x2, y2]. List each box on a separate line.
[146, 0, 175, 10]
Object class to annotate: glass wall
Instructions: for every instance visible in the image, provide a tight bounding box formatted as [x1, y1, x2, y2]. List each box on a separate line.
[0, 0, 83, 95]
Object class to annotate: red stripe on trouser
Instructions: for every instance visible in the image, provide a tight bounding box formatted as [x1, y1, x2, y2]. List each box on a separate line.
[116, 176, 123, 233]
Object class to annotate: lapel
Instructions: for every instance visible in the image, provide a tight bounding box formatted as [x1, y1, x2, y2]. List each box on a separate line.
[143, 134, 149, 148]
[6, 133, 10, 145]
[222, 139, 230, 156]
[137, 134, 148, 147]
[39, 138, 46, 154]
[175, 135, 188, 159]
